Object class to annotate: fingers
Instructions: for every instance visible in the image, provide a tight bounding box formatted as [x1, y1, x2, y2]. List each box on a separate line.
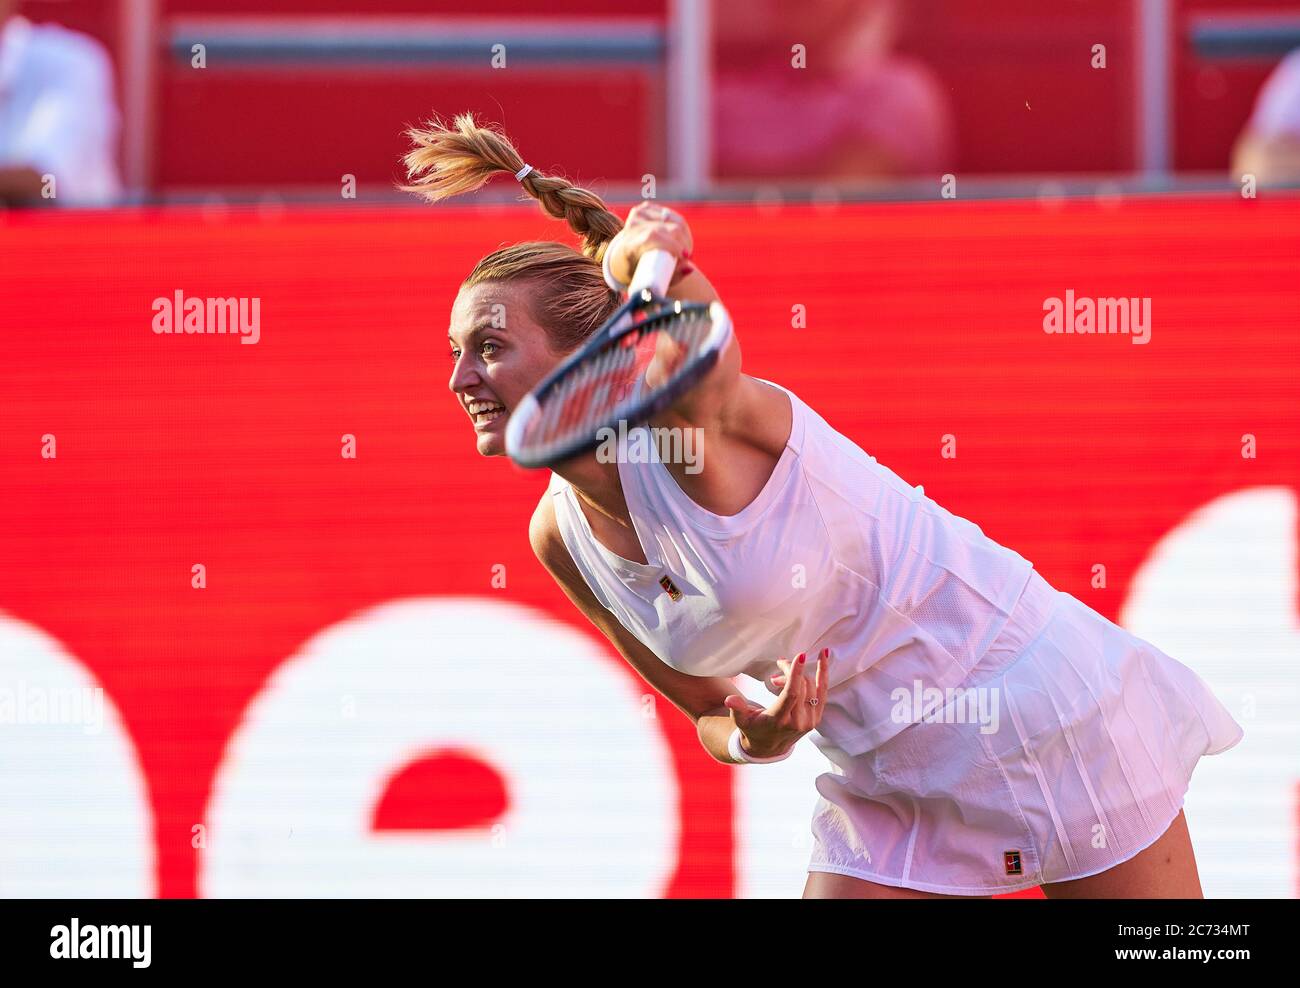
[773, 653, 809, 716]
[815, 647, 830, 710]
[722, 696, 754, 733]
[773, 656, 798, 710]
[804, 647, 829, 732]
[785, 652, 806, 722]
[723, 693, 762, 731]
[626, 201, 693, 260]
[631, 200, 677, 224]
[768, 648, 831, 729]
[768, 657, 793, 694]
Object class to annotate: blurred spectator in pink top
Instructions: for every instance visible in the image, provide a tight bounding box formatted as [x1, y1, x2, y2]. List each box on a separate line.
[711, 0, 955, 180]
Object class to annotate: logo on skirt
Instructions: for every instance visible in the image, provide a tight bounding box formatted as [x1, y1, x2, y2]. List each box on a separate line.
[1004, 850, 1023, 875]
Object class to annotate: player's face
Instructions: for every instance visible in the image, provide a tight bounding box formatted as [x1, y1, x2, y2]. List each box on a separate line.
[448, 282, 563, 458]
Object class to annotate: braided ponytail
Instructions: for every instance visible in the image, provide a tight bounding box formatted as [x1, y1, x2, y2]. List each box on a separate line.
[400, 111, 625, 351]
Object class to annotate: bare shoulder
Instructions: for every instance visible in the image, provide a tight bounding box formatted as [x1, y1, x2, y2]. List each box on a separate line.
[528, 487, 565, 568]
[733, 375, 791, 425]
[529, 485, 590, 590]
[718, 375, 794, 457]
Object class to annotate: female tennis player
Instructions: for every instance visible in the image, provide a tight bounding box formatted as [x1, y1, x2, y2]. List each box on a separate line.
[405, 112, 1244, 899]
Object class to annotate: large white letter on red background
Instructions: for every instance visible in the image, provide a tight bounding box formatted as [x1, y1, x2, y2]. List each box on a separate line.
[0, 614, 154, 896]
[200, 597, 677, 897]
[1123, 487, 1299, 898]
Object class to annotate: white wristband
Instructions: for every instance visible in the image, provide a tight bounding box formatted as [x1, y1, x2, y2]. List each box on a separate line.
[728, 726, 793, 765]
[602, 241, 629, 294]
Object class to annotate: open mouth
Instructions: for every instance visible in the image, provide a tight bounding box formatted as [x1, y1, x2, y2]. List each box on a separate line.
[468, 399, 507, 426]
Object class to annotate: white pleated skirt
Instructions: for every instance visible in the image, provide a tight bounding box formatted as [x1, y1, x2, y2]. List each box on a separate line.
[806, 569, 1245, 895]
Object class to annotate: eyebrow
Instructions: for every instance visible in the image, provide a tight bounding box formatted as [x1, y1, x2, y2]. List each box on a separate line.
[447, 323, 506, 344]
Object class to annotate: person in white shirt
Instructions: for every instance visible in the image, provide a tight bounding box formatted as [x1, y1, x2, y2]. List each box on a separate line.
[1232, 47, 1300, 187]
[0, 1, 122, 206]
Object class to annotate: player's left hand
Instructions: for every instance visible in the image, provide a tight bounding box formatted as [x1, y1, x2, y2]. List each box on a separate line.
[722, 647, 831, 759]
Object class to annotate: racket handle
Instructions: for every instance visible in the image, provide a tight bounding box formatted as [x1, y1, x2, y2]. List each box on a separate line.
[627, 247, 678, 299]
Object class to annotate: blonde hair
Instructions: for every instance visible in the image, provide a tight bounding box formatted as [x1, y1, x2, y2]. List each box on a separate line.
[400, 111, 625, 353]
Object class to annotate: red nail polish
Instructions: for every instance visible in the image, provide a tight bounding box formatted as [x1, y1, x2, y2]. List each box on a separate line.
[798, 652, 806, 664]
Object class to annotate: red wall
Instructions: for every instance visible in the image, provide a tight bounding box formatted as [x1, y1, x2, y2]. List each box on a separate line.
[1, 197, 1297, 897]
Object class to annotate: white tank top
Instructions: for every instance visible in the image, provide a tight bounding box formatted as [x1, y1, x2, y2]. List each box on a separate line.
[548, 377, 1035, 755]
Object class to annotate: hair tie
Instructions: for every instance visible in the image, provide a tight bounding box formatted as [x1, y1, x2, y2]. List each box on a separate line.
[514, 163, 533, 182]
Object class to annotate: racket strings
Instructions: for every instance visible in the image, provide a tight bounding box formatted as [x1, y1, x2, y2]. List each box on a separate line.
[508, 299, 723, 467]
[546, 322, 641, 439]
[541, 324, 644, 444]
[532, 307, 713, 451]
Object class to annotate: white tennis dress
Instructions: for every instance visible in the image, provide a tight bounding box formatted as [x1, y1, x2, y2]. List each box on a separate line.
[548, 377, 1244, 895]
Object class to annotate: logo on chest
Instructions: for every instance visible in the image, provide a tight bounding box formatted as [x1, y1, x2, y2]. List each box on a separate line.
[657, 573, 683, 602]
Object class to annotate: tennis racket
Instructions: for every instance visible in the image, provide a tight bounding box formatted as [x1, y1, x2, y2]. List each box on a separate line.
[504, 247, 733, 469]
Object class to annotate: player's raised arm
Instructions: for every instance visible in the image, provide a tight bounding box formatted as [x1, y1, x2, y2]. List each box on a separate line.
[605, 202, 743, 432]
